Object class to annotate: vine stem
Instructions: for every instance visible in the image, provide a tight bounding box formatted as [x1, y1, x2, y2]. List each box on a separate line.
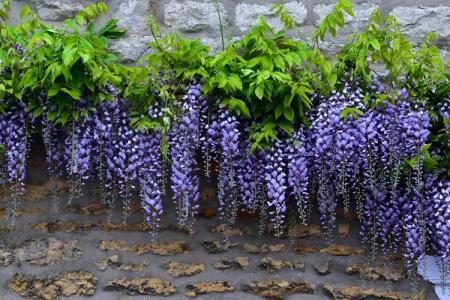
[212, 0, 225, 51]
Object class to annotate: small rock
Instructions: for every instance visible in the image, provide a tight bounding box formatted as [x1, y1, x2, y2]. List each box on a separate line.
[245, 279, 315, 299]
[210, 224, 251, 236]
[199, 207, 217, 219]
[34, 220, 95, 233]
[346, 264, 406, 281]
[98, 240, 127, 251]
[96, 255, 147, 272]
[320, 244, 362, 256]
[338, 224, 350, 238]
[294, 244, 316, 255]
[96, 255, 120, 271]
[259, 257, 305, 272]
[185, 281, 234, 297]
[202, 241, 238, 254]
[314, 258, 331, 275]
[160, 224, 194, 235]
[323, 284, 424, 300]
[13, 238, 83, 266]
[214, 257, 249, 270]
[98, 240, 190, 256]
[9, 271, 96, 300]
[161, 260, 205, 277]
[288, 224, 323, 238]
[243, 243, 285, 254]
[105, 277, 176, 296]
[118, 263, 148, 272]
[68, 203, 107, 216]
[99, 222, 152, 232]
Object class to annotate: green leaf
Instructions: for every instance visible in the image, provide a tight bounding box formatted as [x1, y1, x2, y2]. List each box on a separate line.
[62, 46, 78, 66]
[255, 84, 264, 99]
[19, 5, 32, 19]
[221, 98, 250, 118]
[279, 120, 294, 134]
[370, 39, 381, 51]
[60, 87, 81, 99]
[20, 69, 37, 88]
[283, 107, 294, 121]
[48, 86, 59, 97]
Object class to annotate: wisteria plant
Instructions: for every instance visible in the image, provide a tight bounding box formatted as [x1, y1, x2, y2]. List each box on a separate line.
[0, 0, 448, 291]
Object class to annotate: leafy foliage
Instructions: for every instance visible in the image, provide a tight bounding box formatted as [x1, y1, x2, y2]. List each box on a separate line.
[312, 0, 354, 42]
[335, 9, 449, 172]
[205, 17, 317, 149]
[0, 2, 125, 125]
[0, 0, 447, 165]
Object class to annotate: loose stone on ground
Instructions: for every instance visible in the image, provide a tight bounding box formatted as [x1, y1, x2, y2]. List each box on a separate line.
[9, 271, 96, 300]
[210, 223, 251, 236]
[98, 240, 190, 255]
[346, 263, 406, 281]
[96, 255, 147, 272]
[13, 238, 83, 266]
[185, 281, 234, 297]
[245, 279, 315, 299]
[104, 277, 176, 296]
[202, 240, 238, 254]
[243, 243, 285, 254]
[258, 257, 305, 272]
[324, 284, 425, 300]
[161, 260, 205, 277]
[214, 256, 249, 270]
[320, 244, 363, 256]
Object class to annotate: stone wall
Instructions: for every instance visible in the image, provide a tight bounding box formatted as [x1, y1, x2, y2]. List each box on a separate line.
[7, 0, 450, 62]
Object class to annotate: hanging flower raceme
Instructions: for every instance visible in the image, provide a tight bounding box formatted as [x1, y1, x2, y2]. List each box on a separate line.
[402, 189, 427, 275]
[138, 131, 163, 238]
[217, 108, 240, 229]
[286, 127, 310, 225]
[204, 111, 221, 175]
[434, 180, 450, 259]
[93, 98, 139, 223]
[0, 102, 28, 225]
[170, 85, 202, 230]
[265, 139, 287, 237]
[309, 87, 361, 242]
[115, 108, 139, 224]
[65, 118, 94, 203]
[237, 141, 263, 212]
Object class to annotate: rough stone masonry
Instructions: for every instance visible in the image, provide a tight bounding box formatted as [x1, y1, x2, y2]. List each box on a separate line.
[7, 0, 450, 62]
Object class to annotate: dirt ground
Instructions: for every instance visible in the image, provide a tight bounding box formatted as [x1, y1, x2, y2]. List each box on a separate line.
[0, 146, 439, 300]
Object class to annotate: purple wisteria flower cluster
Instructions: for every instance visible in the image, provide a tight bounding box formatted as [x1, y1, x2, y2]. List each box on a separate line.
[138, 131, 163, 237]
[0, 81, 449, 285]
[0, 101, 28, 225]
[170, 85, 202, 230]
[217, 108, 241, 229]
[264, 139, 287, 236]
